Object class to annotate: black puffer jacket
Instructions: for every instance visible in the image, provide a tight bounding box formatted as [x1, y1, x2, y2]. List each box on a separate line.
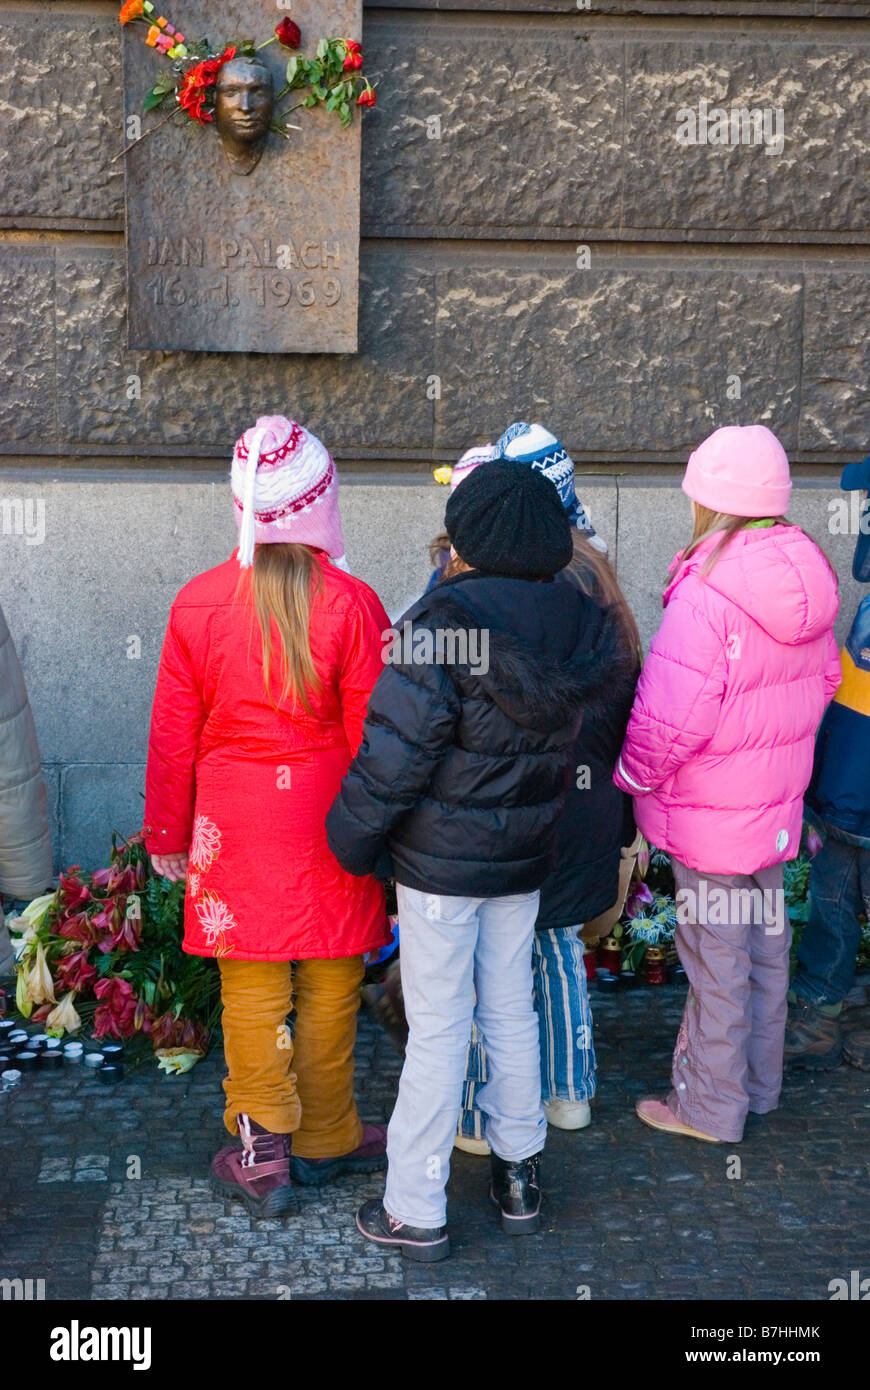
[326, 570, 634, 897]
[535, 583, 638, 929]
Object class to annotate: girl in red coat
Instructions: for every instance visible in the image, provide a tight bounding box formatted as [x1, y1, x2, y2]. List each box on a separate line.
[144, 415, 392, 1218]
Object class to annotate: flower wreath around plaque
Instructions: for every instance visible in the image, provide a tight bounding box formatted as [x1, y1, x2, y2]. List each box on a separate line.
[118, 2, 376, 175]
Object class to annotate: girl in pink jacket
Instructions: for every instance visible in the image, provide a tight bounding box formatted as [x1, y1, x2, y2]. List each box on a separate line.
[615, 425, 841, 1144]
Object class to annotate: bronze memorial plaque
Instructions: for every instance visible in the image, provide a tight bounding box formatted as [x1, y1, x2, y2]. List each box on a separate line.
[122, 0, 362, 353]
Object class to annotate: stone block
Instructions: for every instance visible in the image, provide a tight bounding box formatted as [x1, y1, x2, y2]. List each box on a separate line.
[362, 22, 623, 236]
[59, 764, 147, 872]
[0, 249, 57, 447]
[622, 39, 870, 239]
[0, 13, 123, 226]
[800, 272, 870, 456]
[434, 264, 803, 457]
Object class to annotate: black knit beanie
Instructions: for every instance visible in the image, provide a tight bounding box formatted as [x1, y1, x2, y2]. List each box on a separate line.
[445, 457, 573, 579]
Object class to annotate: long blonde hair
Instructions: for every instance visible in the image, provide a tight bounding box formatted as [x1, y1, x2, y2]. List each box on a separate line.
[679, 503, 794, 579]
[241, 544, 322, 713]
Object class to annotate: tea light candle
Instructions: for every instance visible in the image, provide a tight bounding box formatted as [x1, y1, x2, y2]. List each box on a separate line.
[29, 1033, 49, 1050]
[101, 1042, 123, 1058]
[39, 1050, 64, 1071]
[83, 1052, 105, 1069]
[98, 1063, 123, 1085]
[43, 1037, 62, 1052]
[0, 1019, 16, 1040]
[1, 1068, 22, 1087]
[63, 1042, 84, 1063]
[596, 972, 619, 994]
[8, 1031, 28, 1048]
[16, 1050, 38, 1071]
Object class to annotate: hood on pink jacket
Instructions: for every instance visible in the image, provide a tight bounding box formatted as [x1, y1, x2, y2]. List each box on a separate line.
[666, 525, 839, 647]
[616, 524, 841, 875]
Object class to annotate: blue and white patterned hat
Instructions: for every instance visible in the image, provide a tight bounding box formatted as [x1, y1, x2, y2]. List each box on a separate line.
[493, 421, 607, 554]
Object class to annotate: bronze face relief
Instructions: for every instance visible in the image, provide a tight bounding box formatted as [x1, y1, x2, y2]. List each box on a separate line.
[214, 57, 275, 175]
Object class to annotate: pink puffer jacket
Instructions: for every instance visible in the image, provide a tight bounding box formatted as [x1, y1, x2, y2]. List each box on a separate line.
[614, 525, 841, 874]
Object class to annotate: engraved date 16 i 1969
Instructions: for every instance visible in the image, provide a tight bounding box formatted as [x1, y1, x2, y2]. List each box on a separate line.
[143, 234, 343, 312]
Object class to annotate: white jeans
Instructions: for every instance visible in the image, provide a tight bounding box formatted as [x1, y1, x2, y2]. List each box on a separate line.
[383, 884, 546, 1229]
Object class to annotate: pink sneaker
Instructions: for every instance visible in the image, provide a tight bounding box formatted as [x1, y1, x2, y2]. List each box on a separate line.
[211, 1113, 298, 1218]
[635, 1096, 723, 1144]
[290, 1123, 388, 1186]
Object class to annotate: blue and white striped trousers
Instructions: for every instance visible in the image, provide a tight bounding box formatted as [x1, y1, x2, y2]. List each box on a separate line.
[459, 925, 596, 1139]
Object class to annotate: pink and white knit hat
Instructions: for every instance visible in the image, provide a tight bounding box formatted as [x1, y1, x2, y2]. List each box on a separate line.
[231, 415, 348, 570]
[450, 444, 496, 493]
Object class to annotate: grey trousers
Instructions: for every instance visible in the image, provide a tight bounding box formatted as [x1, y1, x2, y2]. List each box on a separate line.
[669, 858, 790, 1143]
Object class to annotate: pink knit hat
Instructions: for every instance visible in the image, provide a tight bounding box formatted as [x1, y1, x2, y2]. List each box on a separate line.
[682, 424, 792, 519]
[231, 415, 347, 570]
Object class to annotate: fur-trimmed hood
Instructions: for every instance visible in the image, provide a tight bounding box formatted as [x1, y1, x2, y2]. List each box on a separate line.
[408, 572, 634, 734]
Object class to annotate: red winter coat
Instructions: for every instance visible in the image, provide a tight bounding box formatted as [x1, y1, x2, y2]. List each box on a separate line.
[143, 550, 391, 962]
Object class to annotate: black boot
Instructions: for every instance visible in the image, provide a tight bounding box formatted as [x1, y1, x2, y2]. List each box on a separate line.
[489, 1151, 542, 1235]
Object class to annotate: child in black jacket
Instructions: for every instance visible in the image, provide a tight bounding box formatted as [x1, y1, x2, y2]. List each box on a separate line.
[327, 459, 632, 1259]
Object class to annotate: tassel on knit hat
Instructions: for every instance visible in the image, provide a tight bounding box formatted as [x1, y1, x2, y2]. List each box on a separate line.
[231, 415, 348, 570]
[493, 421, 608, 555]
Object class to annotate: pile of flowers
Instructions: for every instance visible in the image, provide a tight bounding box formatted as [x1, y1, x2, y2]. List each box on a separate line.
[618, 843, 678, 973]
[119, 2, 376, 141]
[9, 833, 220, 1073]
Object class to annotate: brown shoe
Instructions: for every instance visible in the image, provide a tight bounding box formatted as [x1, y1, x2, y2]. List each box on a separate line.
[843, 1028, 870, 1071]
[783, 998, 843, 1071]
[211, 1113, 298, 1218]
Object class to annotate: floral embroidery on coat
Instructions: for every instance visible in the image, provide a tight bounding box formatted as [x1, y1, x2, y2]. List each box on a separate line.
[189, 814, 222, 872]
[194, 889, 236, 957]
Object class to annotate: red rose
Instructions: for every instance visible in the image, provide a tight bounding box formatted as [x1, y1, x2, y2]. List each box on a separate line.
[275, 17, 301, 48]
[357, 87, 376, 107]
[343, 39, 363, 71]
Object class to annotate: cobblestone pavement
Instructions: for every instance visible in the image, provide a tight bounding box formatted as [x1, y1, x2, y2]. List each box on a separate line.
[1, 979, 869, 1302]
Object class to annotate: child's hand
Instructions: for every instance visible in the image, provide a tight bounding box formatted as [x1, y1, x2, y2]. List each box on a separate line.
[150, 852, 189, 882]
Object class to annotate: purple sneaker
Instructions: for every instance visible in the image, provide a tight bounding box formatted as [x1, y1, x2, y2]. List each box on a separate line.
[211, 1113, 298, 1218]
[289, 1123, 388, 1186]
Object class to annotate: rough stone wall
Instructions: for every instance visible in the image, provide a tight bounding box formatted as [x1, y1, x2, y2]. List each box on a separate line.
[0, 1, 868, 867]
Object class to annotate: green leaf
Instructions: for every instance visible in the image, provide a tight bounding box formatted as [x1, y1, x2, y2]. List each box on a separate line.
[302, 93, 318, 107]
[316, 38, 328, 59]
[339, 101, 350, 123]
[143, 84, 171, 112]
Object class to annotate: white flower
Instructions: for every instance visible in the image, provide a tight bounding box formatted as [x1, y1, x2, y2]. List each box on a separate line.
[25, 942, 56, 1007]
[194, 891, 236, 948]
[46, 992, 82, 1036]
[189, 815, 222, 872]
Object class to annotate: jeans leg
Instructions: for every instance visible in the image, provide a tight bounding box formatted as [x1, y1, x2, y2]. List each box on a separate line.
[793, 838, 864, 1007]
[384, 886, 478, 1228]
[473, 892, 546, 1161]
[533, 927, 596, 1102]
